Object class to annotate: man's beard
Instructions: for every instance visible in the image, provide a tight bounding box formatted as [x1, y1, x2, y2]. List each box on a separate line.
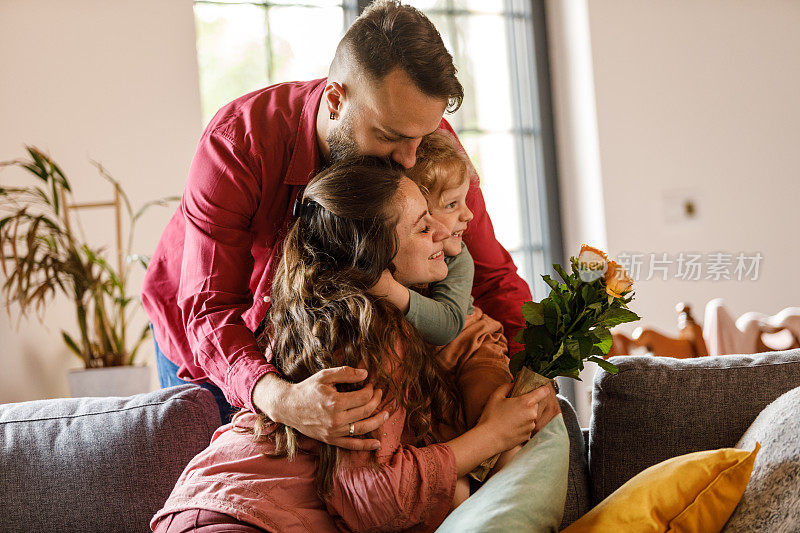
[326, 113, 359, 165]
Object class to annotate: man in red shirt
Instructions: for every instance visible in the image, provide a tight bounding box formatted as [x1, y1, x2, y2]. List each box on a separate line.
[143, 1, 554, 450]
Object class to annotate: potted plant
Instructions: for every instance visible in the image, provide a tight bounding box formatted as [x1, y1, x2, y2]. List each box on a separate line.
[0, 146, 177, 397]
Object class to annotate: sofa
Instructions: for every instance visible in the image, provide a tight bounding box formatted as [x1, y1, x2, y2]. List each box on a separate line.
[2, 348, 799, 532]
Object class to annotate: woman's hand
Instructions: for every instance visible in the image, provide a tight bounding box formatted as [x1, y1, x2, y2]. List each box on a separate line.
[444, 382, 552, 477]
[532, 382, 562, 435]
[476, 382, 552, 453]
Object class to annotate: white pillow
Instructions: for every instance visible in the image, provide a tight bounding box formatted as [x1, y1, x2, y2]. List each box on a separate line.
[436, 414, 569, 532]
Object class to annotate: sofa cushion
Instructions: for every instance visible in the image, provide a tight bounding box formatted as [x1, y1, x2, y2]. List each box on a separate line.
[723, 385, 800, 532]
[563, 444, 759, 532]
[0, 385, 220, 533]
[437, 413, 569, 532]
[589, 348, 800, 504]
[558, 396, 591, 530]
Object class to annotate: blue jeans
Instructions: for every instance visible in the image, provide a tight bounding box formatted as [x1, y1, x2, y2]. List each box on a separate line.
[151, 324, 236, 423]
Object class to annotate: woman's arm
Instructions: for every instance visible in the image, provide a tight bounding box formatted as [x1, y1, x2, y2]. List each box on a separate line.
[325, 383, 551, 531]
[326, 408, 458, 532]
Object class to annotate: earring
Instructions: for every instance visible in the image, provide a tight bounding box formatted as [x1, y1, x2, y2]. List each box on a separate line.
[330, 112, 336, 120]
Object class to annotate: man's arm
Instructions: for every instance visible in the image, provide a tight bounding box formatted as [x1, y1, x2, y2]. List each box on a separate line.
[177, 130, 275, 410]
[437, 119, 532, 352]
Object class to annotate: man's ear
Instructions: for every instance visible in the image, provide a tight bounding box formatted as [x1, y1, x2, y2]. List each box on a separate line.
[325, 82, 346, 118]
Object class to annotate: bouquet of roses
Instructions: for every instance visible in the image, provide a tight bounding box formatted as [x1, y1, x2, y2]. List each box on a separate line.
[474, 245, 640, 480]
[509, 244, 640, 385]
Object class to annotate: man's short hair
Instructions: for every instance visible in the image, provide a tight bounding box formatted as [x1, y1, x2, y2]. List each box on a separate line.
[336, 0, 464, 113]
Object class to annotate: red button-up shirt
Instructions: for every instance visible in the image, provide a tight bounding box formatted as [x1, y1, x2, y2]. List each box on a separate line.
[141, 78, 532, 411]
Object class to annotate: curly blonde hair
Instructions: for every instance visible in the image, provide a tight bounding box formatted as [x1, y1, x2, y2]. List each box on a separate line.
[405, 132, 472, 206]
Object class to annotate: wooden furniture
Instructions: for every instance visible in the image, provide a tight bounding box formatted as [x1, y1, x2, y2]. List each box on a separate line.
[609, 299, 800, 359]
[607, 303, 708, 358]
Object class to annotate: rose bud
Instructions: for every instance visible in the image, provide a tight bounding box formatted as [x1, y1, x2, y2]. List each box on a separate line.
[577, 244, 608, 282]
[605, 260, 634, 297]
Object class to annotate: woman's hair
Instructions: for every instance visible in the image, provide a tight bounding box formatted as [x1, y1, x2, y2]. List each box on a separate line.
[405, 132, 472, 205]
[246, 156, 461, 498]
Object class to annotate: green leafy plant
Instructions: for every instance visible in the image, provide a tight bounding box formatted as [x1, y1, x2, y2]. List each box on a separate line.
[510, 245, 642, 379]
[474, 245, 643, 482]
[0, 146, 177, 368]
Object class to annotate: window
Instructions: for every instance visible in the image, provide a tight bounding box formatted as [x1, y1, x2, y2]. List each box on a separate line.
[193, 0, 562, 298]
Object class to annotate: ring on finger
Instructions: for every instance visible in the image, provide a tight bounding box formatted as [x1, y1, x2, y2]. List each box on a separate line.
[349, 422, 355, 437]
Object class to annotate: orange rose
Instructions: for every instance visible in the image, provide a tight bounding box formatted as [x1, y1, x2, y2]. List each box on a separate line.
[576, 244, 608, 282]
[605, 260, 634, 297]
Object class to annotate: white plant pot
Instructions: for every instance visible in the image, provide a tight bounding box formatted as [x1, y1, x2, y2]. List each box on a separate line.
[67, 365, 152, 398]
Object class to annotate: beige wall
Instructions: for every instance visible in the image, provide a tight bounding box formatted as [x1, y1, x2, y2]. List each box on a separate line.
[548, 0, 800, 423]
[587, 0, 800, 335]
[0, 0, 202, 402]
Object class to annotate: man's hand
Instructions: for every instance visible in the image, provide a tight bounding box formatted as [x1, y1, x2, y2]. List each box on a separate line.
[252, 368, 389, 451]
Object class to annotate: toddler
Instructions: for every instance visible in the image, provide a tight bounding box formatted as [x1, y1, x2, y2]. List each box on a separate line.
[372, 132, 513, 443]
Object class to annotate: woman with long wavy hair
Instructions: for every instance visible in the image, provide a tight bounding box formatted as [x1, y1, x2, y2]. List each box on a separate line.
[151, 157, 550, 533]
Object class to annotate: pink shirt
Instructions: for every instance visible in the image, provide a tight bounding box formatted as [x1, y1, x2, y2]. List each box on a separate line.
[141, 78, 531, 411]
[150, 409, 456, 532]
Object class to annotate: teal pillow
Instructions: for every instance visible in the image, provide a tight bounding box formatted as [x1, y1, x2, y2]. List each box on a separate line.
[437, 414, 569, 532]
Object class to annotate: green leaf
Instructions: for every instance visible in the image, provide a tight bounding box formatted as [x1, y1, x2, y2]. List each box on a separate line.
[564, 337, 580, 358]
[132, 196, 181, 223]
[557, 369, 581, 380]
[578, 334, 594, 358]
[521, 301, 544, 325]
[509, 350, 526, 376]
[127, 324, 151, 365]
[591, 327, 613, 354]
[542, 299, 561, 335]
[541, 274, 561, 293]
[597, 307, 641, 328]
[524, 326, 551, 356]
[61, 331, 83, 358]
[588, 355, 620, 374]
[513, 328, 524, 343]
[551, 342, 565, 362]
[553, 263, 571, 285]
[550, 289, 569, 316]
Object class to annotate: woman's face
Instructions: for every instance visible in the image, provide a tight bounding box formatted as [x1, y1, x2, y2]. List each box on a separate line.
[391, 177, 450, 286]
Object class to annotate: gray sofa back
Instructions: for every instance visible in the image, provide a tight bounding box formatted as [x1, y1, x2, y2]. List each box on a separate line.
[558, 396, 591, 530]
[588, 348, 800, 505]
[0, 385, 221, 533]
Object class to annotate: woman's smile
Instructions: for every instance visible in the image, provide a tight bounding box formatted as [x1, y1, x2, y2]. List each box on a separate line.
[391, 177, 449, 286]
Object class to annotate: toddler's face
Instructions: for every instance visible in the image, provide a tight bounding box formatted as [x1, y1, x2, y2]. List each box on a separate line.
[428, 177, 473, 256]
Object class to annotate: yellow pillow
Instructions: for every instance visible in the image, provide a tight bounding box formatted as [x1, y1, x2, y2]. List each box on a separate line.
[562, 443, 760, 533]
